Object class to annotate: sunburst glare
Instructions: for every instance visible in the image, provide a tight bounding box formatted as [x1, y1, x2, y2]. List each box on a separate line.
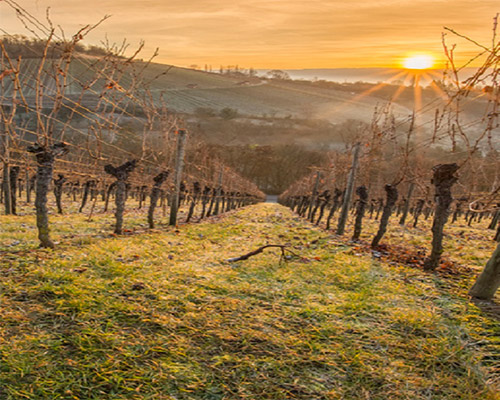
[403, 55, 434, 70]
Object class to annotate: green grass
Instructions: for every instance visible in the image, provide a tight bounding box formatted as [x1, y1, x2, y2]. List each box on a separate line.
[0, 203, 498, 399]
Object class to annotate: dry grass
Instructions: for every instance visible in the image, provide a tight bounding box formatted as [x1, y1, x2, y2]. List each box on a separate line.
[0, 202, 498, 399]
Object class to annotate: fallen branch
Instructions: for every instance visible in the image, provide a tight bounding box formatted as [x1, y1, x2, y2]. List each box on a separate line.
[227, 244, 300, 262]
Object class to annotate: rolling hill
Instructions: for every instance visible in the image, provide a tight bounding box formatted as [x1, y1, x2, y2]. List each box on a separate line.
[1, 56, 493, 150]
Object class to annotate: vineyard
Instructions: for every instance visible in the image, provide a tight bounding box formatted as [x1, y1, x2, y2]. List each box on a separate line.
[1, 2, 500, 400]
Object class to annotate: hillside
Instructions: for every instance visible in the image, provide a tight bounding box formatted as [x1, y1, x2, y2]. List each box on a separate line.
[129, 63, 414, 124]
[3, 56, 491, 150]
[0, 57, 412, 122]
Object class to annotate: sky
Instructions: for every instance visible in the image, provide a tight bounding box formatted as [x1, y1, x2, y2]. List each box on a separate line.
[0, 0, 498, 69]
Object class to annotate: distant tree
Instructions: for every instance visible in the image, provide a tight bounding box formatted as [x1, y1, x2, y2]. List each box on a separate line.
[219, 107, 238, 120]
[195, 107, 217, 117]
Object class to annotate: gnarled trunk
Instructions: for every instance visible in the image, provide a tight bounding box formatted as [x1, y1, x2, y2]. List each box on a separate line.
[315, 190, 331, 225]
[28, 142, 68, 248]
[53, 174, 66, 214]
[199, 186, 211, 221]
[326, 189, 342, 230]
[79, 180, 95, 213]
[104, 160, 137, 234]
[413, 199, 424, 228]
[186, 182, 201, 223]
[148, 170, 169, 229]
[352, 185, 368, 241]
[206, 188, 216, 217]
[399, 183, 415, 226]
[424, 163, 459, 270]
[104, 182, 116, 212]
[371, 184, 398, 248]
[469, 242, 500, 300]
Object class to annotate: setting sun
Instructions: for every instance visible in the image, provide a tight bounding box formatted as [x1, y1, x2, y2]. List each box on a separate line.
[403, 55, 434, 70]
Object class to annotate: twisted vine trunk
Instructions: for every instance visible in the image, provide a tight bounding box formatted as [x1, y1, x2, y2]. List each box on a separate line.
[371, 184, 398, 248]
[72, 182, 79, 202]
[148, 170, 169, 229]
[315, 190, 331, 225]
[326, 189, 342, 230]
[214, 188, 223, 216]
[220, 190, 226, 214]
[452, 200, 464, 223]
[399, 182, 415, 225]
[115, 181, 126, 234]
[138, 185, 147, 209]
[488, 209, 499, 230]
[352, 185, 368, 241]
[28, 143, 68, 248]
[104, 160, 137, 234]
[206, 188, 216, 217]
[53, 174, 66, 214]
[298, 196, 309, 217]
[104, 182, 116, 212]
[375, 198, 384, 220]
[199, 186, 211, 221]
[226, 192, 233, 212]
[25, 168, 31, 204]
[424, 163, 459, 271]
[308, 171, 321, 221]
[413, 199, 425, 228]
[310, 193, 322, 222]
[469, 242, 500, 300]
[79, 180, 94, 213]
[186, 182, 201, 223]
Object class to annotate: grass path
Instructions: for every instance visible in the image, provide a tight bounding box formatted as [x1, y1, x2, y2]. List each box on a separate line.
[0, 203, 498, 399]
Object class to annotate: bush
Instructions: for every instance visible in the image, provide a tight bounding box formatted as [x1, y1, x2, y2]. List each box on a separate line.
[219, 107, 238, 120]
[194, 107, 217, 117]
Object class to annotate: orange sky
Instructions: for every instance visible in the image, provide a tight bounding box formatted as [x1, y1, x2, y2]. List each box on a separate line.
[0, 0, 498, 69]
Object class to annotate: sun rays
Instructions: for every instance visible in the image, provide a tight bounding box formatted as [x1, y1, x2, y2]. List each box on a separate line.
[335, 58, 452, 111]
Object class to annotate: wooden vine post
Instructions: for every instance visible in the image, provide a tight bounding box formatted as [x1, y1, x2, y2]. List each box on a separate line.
[213, 168, 224, 216]
[169, 129, 187, 226]
[337, 142, 361, 235]
[25, 165, 31, 204]
[9, 166, 19, 215]
[1, 118, 12, 215]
